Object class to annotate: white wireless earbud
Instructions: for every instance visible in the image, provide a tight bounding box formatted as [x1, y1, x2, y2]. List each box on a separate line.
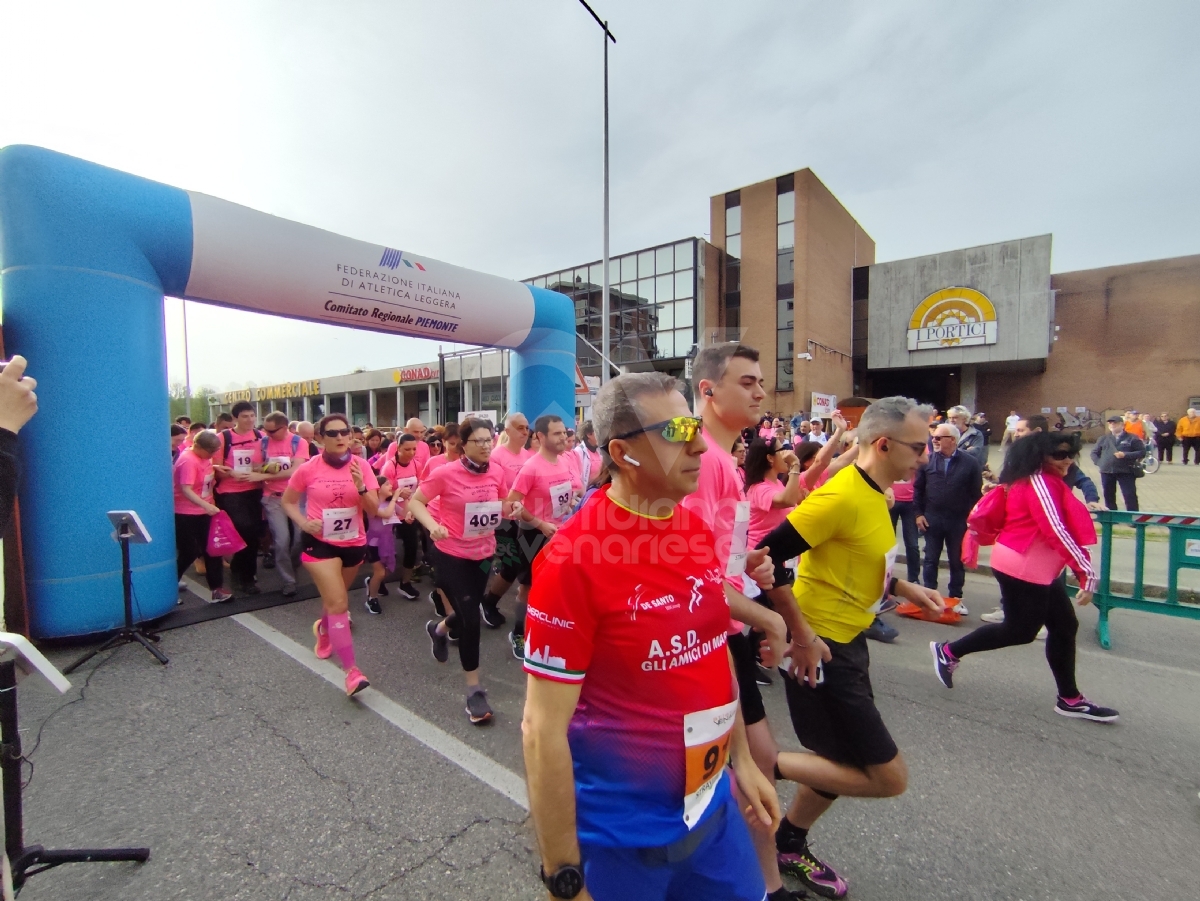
[624, 454, 642, 467]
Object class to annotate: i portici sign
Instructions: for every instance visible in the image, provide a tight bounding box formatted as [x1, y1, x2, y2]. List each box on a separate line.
[907, 287, 998, 351]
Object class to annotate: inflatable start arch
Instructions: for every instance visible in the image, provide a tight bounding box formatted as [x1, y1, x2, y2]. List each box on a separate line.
[0, 145, 575, 638]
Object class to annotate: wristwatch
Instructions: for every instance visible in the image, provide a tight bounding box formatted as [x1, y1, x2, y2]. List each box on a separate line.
[357, 487, 368, 495]
[540, 864, 585, 899]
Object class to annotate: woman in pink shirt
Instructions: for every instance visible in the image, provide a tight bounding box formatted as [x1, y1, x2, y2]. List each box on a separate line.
[744, 438, 806, 614]
[367, 434, 423, 605]
[407, 418, 506, 725]
[282, 415, 381, 697]
[932, 432, 1118, 723]
[172, 430, 231, 602]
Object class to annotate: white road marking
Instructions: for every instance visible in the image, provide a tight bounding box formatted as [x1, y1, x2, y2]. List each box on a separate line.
[232, 612, 530, 811]
[1077, 647, 1200, 679]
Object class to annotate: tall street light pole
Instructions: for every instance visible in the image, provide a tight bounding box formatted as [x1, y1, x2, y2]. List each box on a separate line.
[576, 1, 616, 383]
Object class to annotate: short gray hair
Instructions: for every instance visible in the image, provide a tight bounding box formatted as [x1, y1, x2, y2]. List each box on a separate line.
[857, 396, 936, 445]
[193, 429, 221, 453]
[593, 373, 685, 448]
[947, 405, 972, 420]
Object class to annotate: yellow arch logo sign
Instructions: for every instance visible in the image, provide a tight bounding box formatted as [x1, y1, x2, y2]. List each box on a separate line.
[907, 287, 998, 351]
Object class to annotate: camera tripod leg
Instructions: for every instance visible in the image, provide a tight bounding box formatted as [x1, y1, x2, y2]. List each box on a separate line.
[12, 845, 150, 888]
[130, 630, 168, 666]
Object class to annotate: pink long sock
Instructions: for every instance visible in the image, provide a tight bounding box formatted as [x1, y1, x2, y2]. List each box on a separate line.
[326, 612, 356, 671]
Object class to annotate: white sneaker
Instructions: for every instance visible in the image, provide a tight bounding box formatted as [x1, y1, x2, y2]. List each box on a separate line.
[980, 607, 1005, 624]
[1036, 626, 1048, 640]
[951, 601, 969, 616]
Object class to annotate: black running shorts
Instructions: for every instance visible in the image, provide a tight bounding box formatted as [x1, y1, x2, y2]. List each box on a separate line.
[781, 632, 899, 768]
[491, 520, 523, 583]
[727, 630, 767, 727]
[301, 535, 367, 568]
[513, 525, 549, 587]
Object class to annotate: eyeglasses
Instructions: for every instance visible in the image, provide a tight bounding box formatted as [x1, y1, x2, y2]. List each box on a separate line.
[610, 415, 703, 444]
[322, 428, 352, 438]
[881, 437, 929, 454]
[466, 436, 495, 447]
[932, 435, 957, 442]
[1049, 450, 1078, 460]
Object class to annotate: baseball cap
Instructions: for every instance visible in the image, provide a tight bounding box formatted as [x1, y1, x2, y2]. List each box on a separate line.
[1106, 414, 1123, 423]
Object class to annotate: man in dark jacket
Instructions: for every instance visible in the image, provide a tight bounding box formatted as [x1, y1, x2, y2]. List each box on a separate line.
[1091, 415, 1145, 511]
[1155, 412, 1177, 463]
[947, 405, 989, 469]
[915, 423, 983, 614]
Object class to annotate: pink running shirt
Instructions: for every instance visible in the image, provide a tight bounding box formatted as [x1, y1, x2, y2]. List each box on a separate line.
[216, 429, 265, 495]
[746, 477, 791, 550]
[287, 455, 379, 547]
[420, 460, 507, 559]
[380, 457, 422, 519]
[262, 434, 311, 497]
[173, 449, 215, 515]
[679, 426, 749, 591]
[511, 453, 583, 525]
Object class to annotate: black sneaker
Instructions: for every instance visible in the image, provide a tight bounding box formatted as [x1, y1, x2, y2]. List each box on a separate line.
[365, 596, 382, 615]
[768, 887, 810, 901]
[509, 630, 525, 661]
[930, 641, 958, 689]
[755, 664, 773, 687]
[430, 589, 446, 617]
[396, 582, 419, 600]
[448, 623, 461, 645]
[241, 582, 262, 596]
[426, 620, 448, 663]
[378, 582, 389, 597]
[263, 552, 276, 570]
[480, 601, 506, 629]
[465, 688, 493, 725]
[1055, 696, 1119, 723]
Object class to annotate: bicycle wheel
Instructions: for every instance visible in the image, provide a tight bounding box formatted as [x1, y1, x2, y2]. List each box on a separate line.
[1143, 455, 1159, 474]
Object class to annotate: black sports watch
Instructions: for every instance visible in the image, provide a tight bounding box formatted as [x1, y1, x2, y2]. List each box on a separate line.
[540, 864, 585, 899]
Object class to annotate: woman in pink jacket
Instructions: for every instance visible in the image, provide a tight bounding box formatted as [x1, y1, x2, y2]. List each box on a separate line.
[930, 432, 1119, 723]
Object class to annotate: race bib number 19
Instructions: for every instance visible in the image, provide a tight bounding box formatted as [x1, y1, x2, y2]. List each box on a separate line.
[232, 448, 255, 475]
[682, 700, 738, 829]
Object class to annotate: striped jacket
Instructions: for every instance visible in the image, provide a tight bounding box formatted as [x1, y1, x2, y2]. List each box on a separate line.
[995, 468, 1098, 592]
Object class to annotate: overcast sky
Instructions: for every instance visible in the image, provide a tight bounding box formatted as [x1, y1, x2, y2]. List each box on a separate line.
[3, 1, 1196, 393]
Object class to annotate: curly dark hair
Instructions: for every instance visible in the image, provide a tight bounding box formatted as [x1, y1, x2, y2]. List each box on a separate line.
[999, 431, 1083, 484]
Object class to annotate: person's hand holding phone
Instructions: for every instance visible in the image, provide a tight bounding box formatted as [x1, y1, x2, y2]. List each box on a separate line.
[0, 356, 39, 434]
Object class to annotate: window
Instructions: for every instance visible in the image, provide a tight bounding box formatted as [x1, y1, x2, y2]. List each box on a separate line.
[674, 300, 694, 329]
[776, 181, 796, 384]
[638, 250, 655, 279]
[726, 234, 741, 259]
[675, 241, 694, 270]
[655, 273, 674, 302]
[674, 269, 693, 299]
[656, 302, 674, 331]
[655, 245, 673, 275]
[636, 277, 654, 303]
[725, 206, 741, 237]
[621, 255, 637, 283]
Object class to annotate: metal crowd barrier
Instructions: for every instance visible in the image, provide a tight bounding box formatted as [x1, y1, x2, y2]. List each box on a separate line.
[1090, 510, 1200, 649]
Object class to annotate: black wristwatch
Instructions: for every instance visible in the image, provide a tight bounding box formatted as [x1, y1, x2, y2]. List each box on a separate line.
[540, 864, 585, 899]
[357, 487, 368, 495]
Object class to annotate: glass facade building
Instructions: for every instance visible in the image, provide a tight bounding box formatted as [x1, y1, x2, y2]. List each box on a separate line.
[523, 238, 701, 372]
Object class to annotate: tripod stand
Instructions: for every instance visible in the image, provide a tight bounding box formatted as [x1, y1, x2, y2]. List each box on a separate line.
[0, 659, 150, 889]
[64, 519, 167, 675]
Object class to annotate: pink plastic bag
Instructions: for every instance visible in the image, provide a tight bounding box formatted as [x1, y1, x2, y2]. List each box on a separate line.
[207, 510, 247, 556]
[961, 530, 980, 569]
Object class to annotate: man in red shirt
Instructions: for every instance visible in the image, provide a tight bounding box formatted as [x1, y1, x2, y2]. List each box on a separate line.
[523, 372, 779, 901]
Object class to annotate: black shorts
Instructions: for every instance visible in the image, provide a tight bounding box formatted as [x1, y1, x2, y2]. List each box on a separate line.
[301, 535, 367, 568]
[727, 630, 766, 727]
[781, 633, 898, 768]
[491, 520, 523, 583]
[513, 525, 549, 587]
[365, 545, 382, 564]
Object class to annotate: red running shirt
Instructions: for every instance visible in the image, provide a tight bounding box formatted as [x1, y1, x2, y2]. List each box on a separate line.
[525, 489, 737, 848]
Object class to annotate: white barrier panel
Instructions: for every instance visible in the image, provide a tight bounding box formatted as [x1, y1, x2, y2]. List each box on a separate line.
[184, 192, 535, 348]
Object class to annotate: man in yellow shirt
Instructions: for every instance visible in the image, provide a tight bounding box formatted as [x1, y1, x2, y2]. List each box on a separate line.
[757, 396, 944, 899]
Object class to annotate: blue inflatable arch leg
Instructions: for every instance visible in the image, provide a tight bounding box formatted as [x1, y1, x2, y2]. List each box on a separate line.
[0, 145, 574, 638]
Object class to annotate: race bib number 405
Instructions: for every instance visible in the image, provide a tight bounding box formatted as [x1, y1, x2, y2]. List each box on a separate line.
[322, 506, 359, 542]
[462, 501, 502, 538]
[682, 700, 737, 829]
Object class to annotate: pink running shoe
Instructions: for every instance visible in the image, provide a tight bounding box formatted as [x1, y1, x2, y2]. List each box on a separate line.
[313, 619, 332, 660]
[344, 667, 370, 697]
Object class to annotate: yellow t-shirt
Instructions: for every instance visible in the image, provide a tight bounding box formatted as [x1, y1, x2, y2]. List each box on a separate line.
[788, 466, 897, 644]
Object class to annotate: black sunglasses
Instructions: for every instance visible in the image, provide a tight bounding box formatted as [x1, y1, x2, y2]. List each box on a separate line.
[1050, 450, 1078, 460]
[323, 428, 352, 438]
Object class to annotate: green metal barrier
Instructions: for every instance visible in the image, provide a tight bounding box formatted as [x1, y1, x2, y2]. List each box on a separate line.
[1090, 510, 1200, 649]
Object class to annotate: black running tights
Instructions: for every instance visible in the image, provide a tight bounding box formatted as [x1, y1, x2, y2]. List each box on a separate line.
[947, 570, 1080, 698]
[431, 546, 489, 673]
